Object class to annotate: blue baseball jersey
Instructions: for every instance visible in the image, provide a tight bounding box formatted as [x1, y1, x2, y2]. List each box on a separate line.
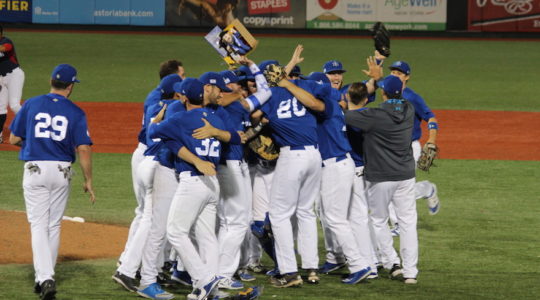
[206, 104, 243, 145]
[261, 79, 329, 148]
[222, 101, 250, 161]
[148, 108, 226, 176]
[10, 93, 93, 162]
[402, 87, 435, 141]
[137, 87, 162, 144]
[347, 107, 368, 167]
[152, 101, 187, 168]
[144, 100, 185, 157]
[313, 81, 352, 160]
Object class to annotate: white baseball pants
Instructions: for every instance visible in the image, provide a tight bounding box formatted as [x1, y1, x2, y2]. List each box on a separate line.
[118, 156, 157, 278]
[367, 178, 418, 278]
[23, 161, 71, 284]
[140, 164, 178, 287]
[0, 67, 24, 114]
[119, 143, 147, 264]
[269, 146, 321, 273]
[167, 172, 220, 289]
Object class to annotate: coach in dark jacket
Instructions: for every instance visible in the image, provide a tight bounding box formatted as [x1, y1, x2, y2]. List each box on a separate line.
[344, 75, 418, 284]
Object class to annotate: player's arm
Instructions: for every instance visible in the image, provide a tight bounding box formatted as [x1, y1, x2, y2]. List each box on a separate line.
[192, 118, 246, 144]
[9, 133, 22, 147]
[426, 117, 438, 144]
[0, 42, 13, 52]
[151, 104, 168, 123]
[284, 45, 304, 77]
[77, 144, 95, 204]
[238, 57, 272, 112]
[278, 80, 325, 112]
[177, 146, 216, 176]
[218, 91, 244, 107]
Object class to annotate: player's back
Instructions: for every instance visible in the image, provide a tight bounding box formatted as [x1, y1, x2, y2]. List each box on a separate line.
[13, 93, 90, 162]
[402, 87, 435, 141]
[261, 83, 318, 148]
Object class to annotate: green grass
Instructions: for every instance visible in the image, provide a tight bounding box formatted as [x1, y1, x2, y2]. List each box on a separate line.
[1, 155, 539, 299]
[7, 30, 540, 111]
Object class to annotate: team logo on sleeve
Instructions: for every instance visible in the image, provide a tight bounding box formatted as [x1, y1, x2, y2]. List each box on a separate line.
[87, 130, 91, 137]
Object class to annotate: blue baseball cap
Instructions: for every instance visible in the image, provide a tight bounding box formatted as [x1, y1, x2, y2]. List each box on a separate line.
[289, 65, 303, 77]
[323, 60, 346, 74]
[389, 61, 411, 75]
[258, 60, 280, 73]
[307, 72, 330, 85]
[199, 72, 232, 92]
[220, 70, 240, 84]
[51, 64, 80, 83]
[173, 81, 184, 95]
[235, 66, 254, 81]
[159, 74, 183, 95]
[379, 75, 403, 96]
[176, 78, 204, 102]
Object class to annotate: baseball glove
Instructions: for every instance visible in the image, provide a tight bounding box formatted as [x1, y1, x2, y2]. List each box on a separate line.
[417, 143, 438, 172]
[371, 22, 391, 57]
[248, 134, 279, 161]
[263, 64, 286, 87]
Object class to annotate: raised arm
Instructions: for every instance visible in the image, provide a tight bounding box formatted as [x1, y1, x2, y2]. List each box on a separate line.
[238, 56, 272, 112]
[284, 45, 305, 77]
[277, 79, 325, 112]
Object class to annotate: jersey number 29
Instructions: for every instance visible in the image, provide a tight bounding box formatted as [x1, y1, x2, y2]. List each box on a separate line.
[34, 113, 68, 141]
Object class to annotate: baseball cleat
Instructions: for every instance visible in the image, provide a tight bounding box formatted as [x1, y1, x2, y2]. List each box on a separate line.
[389, 264, 403, 280]
[39, 279, 56, 300]
[171, 269, 193, 286]
[306, 269, 319, 284]
[137, 283, 175, 300]
[427, 184, 440, 215]
[367, 271, 379, 279]
[218, 277, 244, 290]
[34, 282, 41, 294]
[265, 268, 279, 277]
[247, 263, 265, 274]
[341, 267, 371, 284]
[318, 261, 346, 274]
[237, 269, 256, 282]
[404, 277, 418, 284]
[199, 276, 223, 300]
[112, 271, 138, 292]
[270, 273, 303, 288]
[390, 223, 400, 237]
[157, 272, 176, 287]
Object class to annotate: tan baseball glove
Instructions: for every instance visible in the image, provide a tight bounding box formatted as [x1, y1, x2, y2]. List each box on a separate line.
[263, 64, 286, 87]
[417, 142, 438, 171]
[248, 134, 279, 161]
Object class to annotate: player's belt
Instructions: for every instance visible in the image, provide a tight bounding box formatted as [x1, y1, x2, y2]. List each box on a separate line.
[175, 171, 198, 180]
[288, 145, 317, 150]
[322, 153, 350, 167]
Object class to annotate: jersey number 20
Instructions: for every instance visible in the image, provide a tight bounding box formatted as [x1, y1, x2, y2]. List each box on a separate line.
[277, 98, 306, 119]
[34, 113, 68, 141]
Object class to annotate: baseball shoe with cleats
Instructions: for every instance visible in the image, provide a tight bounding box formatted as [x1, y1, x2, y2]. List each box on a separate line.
[341, 267, 371, 284]
[389, 264, 403, 280]
[367, 271, 379, 279]
[247, 262, 265, 274]
[404, 277, 418, 284]
[40, 279, 56, 300]
[157, 272, 176, 287]
[112, 271, 138, 292]
[198, 276, 223, 300]
[390, 223, 400, 237]
[34, 282, 41, 294]
[265, 268, 279, 277]
[271, 273, 303, 288]
[171, 269, 192, 286]
[137, 283, 175, 300]
[427, 183, 440, 215]
[237, 269, 256, 282]
[218, 277, 244, 290]
[318, 261, 346, 274]
[306, 269, 319, 284]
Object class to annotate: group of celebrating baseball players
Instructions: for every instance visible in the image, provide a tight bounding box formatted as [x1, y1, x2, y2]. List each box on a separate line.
[3, 24, 441, 300]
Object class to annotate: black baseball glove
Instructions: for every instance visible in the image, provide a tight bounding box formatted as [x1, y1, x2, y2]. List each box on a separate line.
[371, 22, 391, 57]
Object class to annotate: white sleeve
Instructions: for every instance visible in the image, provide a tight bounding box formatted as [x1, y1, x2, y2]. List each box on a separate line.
[245, 64, 272, 112]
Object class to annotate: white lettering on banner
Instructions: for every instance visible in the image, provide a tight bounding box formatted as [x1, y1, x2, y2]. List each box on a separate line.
[34, 6, 59, 16]
[93, 9, 154, 17]
[243, 15, 294, 26]
[250, 0, 288, 10]
[385, 0, 439, 10]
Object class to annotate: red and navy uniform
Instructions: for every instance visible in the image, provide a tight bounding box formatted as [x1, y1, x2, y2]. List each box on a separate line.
[0, 37, 20, 76]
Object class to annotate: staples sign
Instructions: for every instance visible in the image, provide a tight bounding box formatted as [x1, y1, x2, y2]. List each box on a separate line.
[248, 0, 290, 15]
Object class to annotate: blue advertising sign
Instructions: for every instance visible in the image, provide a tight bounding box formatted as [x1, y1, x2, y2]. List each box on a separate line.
[130, 0, 165, 26]
[59, 0, 94, 24]
[0, 0, 32, 23]
[33, 0, 59, 24]
[94, 0, 130, 25]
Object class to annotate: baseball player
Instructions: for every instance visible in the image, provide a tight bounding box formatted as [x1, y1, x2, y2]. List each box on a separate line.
[148, 78, 227, 300]
[9, 64, 94, 300]
[345, 74, 419, 284]
[257, 62, 329, 288]
[0, 25, 25, 143]
[113, 74, 183, 296]
[280, 70, 373, 284]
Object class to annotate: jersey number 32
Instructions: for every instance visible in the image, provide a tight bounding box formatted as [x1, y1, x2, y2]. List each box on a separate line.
[34, 112, 68, 141]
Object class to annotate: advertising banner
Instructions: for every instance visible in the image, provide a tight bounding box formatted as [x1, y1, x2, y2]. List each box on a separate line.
[33, 0, 165, 25]
[0, 0, 32, 23]
[468, 0, 540, 32]
[166, 0, 305, 29]
[306, 0, 447, 31]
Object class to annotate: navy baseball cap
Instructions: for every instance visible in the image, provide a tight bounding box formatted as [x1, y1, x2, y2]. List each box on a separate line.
[51, 64, 80, 83]
[258, 60, 280, 73]
[389, 61, 411, 75]
[199, 72, 232, 92]
[177, 78, 204, 102]
[379, 75, 403, 96]
[307, 72, 331, 85]
[220, 70, 240, 84]
[159, 74, 183, 94]
[323, 60, 346, 74]
[235, 66, 254, 81]
[289, 65, 303, 77]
